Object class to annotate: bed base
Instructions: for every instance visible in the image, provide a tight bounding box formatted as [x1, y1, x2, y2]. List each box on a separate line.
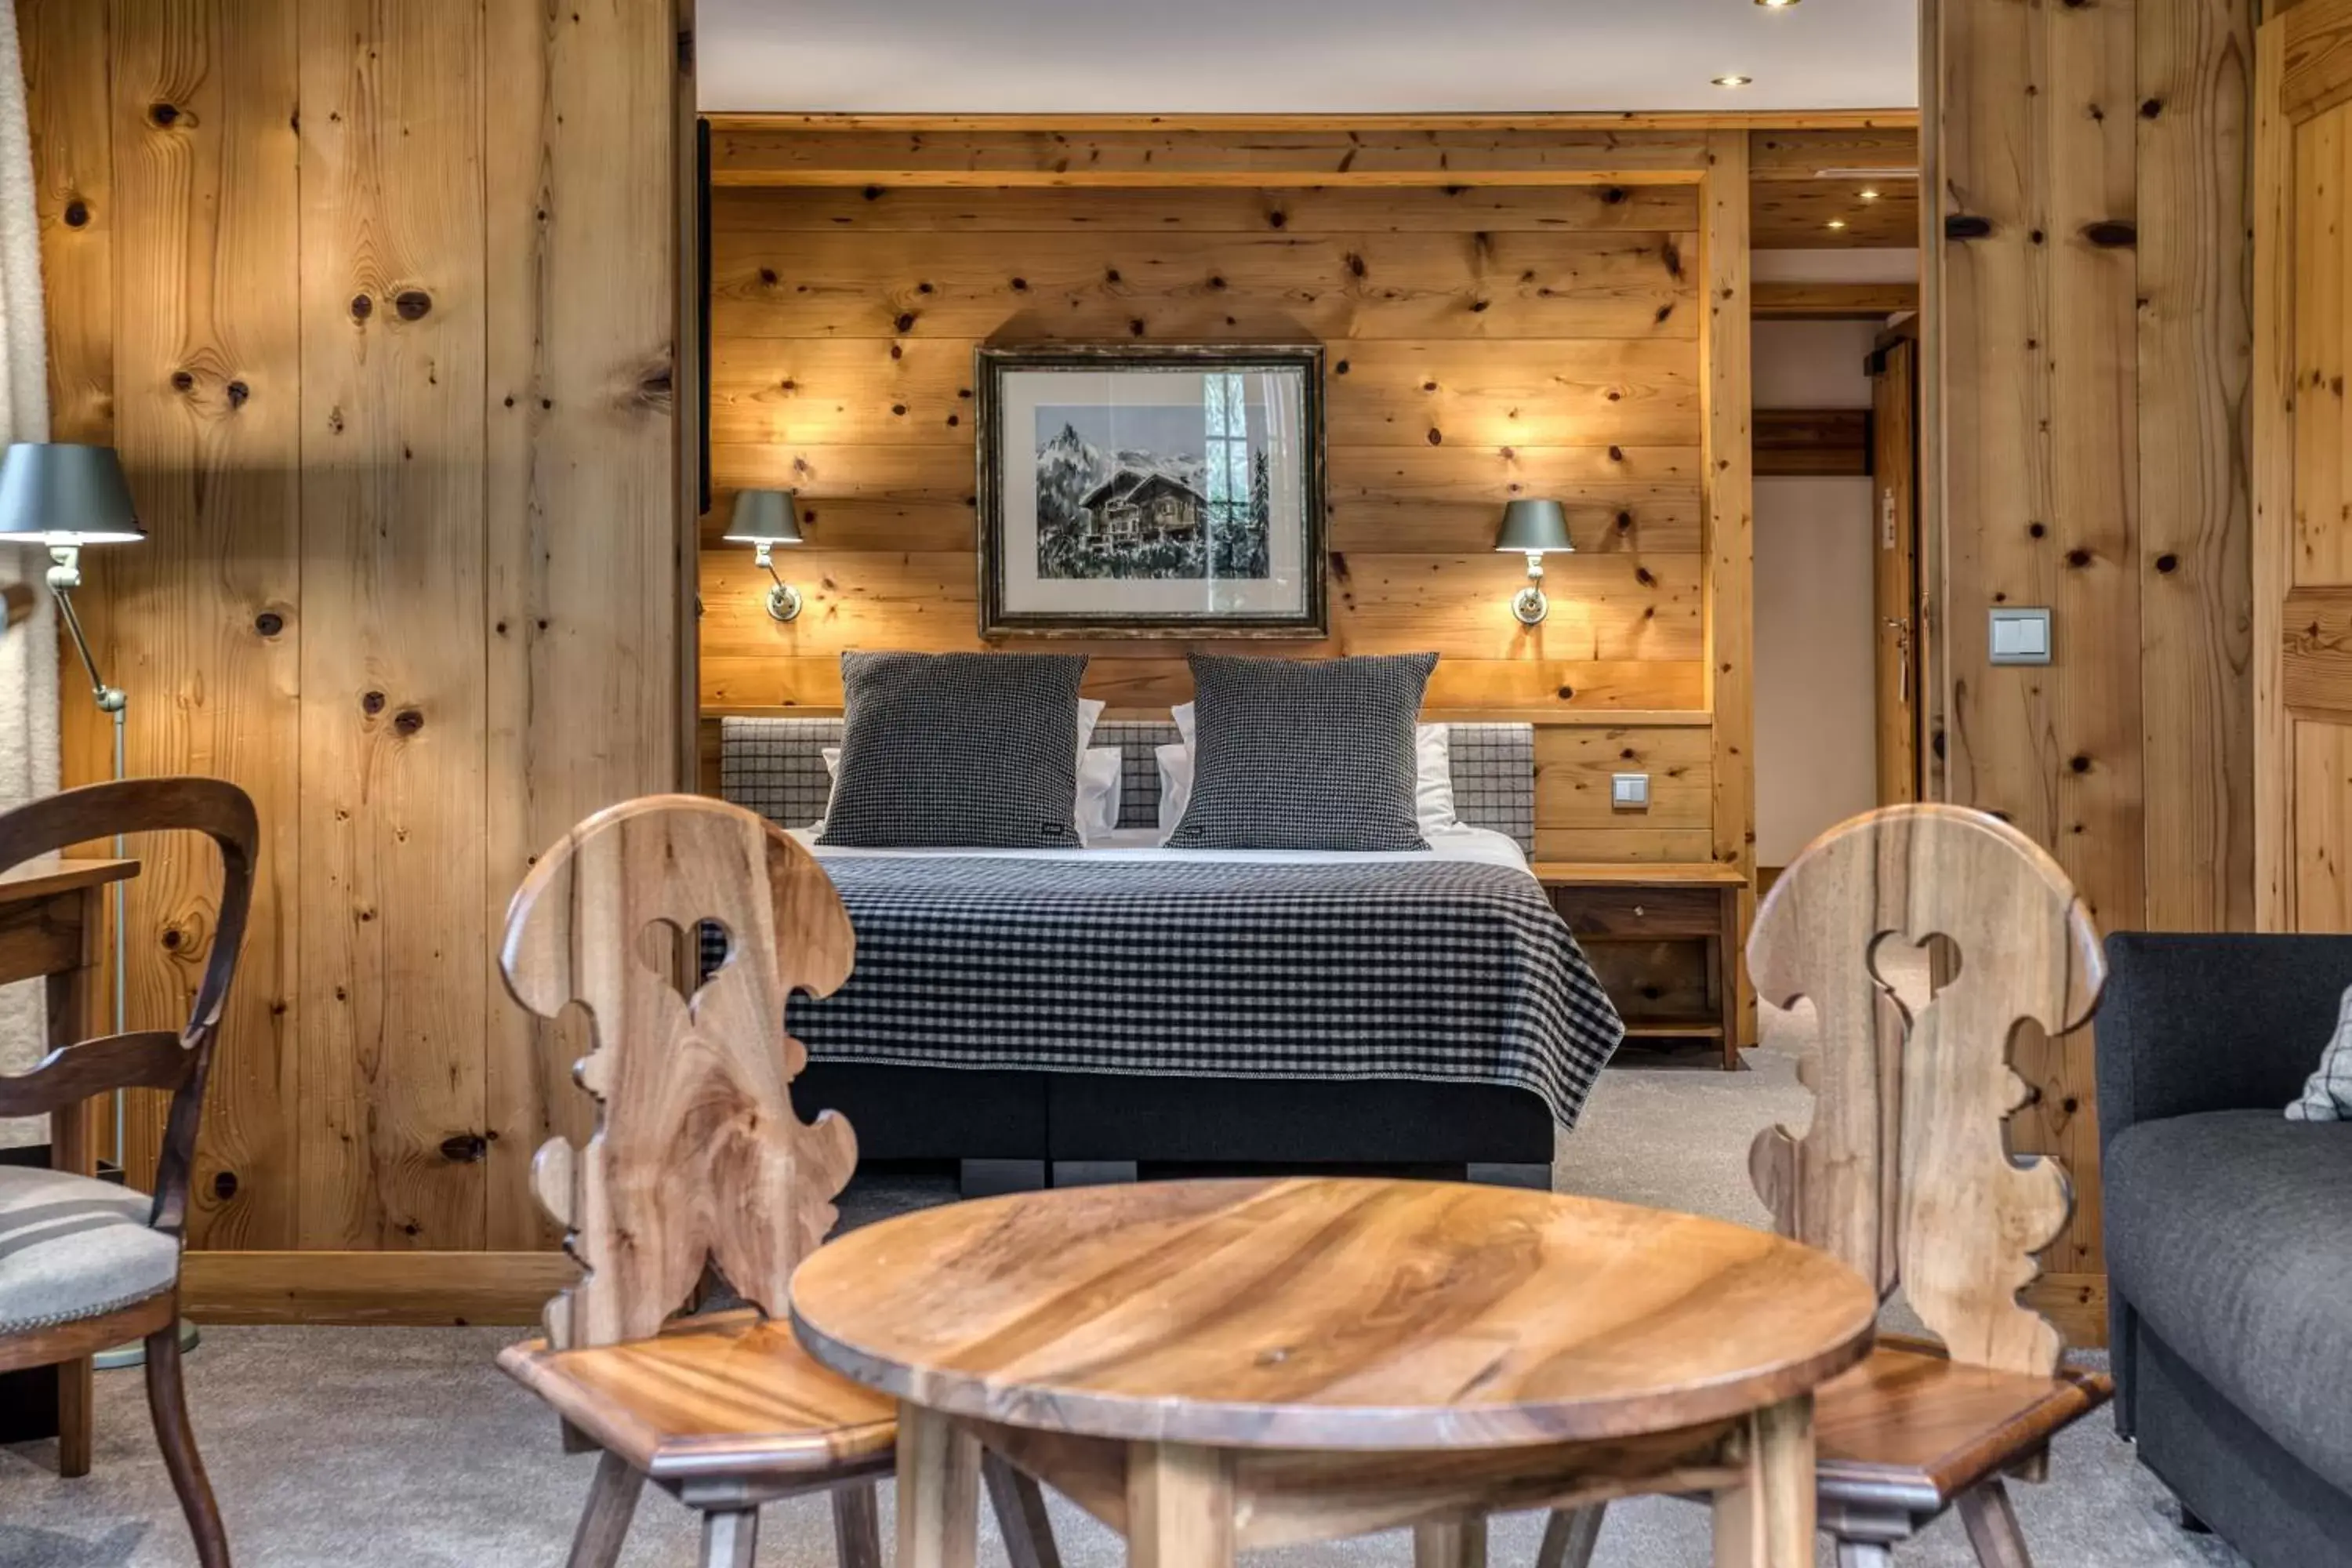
[793, 1063, 1560, 1197]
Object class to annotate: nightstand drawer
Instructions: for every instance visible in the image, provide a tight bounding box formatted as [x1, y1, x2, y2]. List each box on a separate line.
[1548, 884, 1725, 938]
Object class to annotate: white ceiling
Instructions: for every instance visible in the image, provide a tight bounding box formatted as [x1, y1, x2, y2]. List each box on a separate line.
[697, 0, 1916, 116]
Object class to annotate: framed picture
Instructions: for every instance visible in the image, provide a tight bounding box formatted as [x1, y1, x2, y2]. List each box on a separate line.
[976, 343, 1327, 637]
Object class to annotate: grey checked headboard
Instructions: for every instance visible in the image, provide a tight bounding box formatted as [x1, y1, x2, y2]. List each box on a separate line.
[719, 717, 1536, 854]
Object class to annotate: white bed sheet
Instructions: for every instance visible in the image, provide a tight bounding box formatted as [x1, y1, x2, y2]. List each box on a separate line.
[789, 824, 1533, 875]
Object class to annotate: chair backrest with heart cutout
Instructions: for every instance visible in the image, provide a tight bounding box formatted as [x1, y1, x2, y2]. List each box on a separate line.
[501, 794, 858, 1350]
[1746, 804, 2105, 1377]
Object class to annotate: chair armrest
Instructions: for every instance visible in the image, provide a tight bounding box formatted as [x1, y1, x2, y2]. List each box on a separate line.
[0, 1029, 194, 1119]
[2096, 933, 2352, 1159]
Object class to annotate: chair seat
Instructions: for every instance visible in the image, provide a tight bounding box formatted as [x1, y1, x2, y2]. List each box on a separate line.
[1811, 1338, 2111, 1515]
[0, 1165, 178, 1337]
[499, 1308, 898, 1483]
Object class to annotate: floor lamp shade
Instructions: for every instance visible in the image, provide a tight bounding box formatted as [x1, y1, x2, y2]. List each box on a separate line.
[0, 443, 144, 546]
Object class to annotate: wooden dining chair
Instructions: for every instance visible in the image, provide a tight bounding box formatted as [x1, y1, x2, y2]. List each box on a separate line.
[0, 777, 258, 1568]
[1536, 804, 2113, 1568]
[495, 794, 1064, 1568]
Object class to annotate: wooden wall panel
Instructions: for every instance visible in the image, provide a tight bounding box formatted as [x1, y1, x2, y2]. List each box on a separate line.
[701, 152, 1744, 863]
[481, 0, 686, 1250]
[1702, 131, 1756, 903]
[295, 0, 491, 1251]
[24, 0, 684, 1254]
[1933, 0, 2257, 1292]
[104, 0, 306, 1249]
[2140, 0, 2256, 931]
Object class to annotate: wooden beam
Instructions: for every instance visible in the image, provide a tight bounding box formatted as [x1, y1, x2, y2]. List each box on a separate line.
[183, 1250, 576, 1326]
[1755, 409, 1871, 476]
[707, 125, 1719, 188]
[1753, 281, 1919, 319]
[1747, 127, 1921, 180]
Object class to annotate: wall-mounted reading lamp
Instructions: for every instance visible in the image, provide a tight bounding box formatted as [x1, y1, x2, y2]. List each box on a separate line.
[724, 488, 804, 622]
[0, 442, 174, 1363]
[1494, 499, 1576, 626]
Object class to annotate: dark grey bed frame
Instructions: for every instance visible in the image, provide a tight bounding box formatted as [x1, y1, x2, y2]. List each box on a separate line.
[724, 716, 1559, 1193]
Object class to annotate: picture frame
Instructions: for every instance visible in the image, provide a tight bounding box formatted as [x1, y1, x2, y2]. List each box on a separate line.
[976, 343, 1327, 637]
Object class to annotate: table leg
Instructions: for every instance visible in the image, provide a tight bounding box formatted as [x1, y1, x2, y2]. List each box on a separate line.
[47, 916, 100, 1479]
[1712, 1395, 1815, 1567]
[1126, 1441, 1233, 1568]
[897, 1406, 981, 1568]
[1414, 1515, 1487, 1568]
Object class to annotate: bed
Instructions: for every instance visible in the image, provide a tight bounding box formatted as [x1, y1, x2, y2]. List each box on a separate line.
[720, 716, 1624, 1192]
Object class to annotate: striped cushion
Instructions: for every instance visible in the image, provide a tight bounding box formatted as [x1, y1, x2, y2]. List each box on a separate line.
[0, 1166, 178, 1334]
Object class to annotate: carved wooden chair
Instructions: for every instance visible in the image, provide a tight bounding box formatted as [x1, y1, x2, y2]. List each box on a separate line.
[0, 778, 258, 1568]
[495, 795, 1064, 1568]
[1537, 804, 2114, 1568]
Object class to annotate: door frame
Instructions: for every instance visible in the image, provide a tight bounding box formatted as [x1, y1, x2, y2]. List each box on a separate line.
[1869, 325, 1926, 804]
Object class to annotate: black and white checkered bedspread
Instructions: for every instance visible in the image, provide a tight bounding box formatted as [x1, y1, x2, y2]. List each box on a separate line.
[783, 855, 1625, 1127]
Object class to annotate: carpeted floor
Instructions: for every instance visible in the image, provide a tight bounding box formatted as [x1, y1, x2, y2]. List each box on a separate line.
[0, 1047, 2245, 1568]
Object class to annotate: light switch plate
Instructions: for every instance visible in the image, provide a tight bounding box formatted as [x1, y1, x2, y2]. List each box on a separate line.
[1611, 773, 1650, 811]
[1988, 607, 2053, 666]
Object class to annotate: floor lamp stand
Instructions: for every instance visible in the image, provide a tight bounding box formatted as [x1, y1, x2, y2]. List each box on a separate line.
[50, 546, 199, 1369]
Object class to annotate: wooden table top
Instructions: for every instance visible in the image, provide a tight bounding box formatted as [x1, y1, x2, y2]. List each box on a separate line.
[0, 856, 138, 903]
[791, 1178, 1875, 1451]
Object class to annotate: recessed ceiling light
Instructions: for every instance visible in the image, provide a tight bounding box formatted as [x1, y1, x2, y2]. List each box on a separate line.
[1755, 0, 1800, 8]
[1712, 74, 1752, 88]
[1859, 188, 1881, 201]
[1825, 219, 1848, 230]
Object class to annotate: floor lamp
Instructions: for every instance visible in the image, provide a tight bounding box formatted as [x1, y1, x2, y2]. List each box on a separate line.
[0, 442, 188, 1366]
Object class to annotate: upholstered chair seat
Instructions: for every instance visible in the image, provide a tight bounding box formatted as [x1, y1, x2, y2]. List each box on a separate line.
[0, 1165, 177, 1336]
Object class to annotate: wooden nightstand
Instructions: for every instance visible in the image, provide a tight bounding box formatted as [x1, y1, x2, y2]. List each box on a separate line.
[1531, 862, 1749, 1071]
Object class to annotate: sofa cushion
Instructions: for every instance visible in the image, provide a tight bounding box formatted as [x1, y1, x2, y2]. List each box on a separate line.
[0, 1166, 179, 1334]
[2106, 1110, 2352, 1492]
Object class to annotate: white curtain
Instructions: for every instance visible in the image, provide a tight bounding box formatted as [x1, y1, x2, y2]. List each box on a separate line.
[0, 0, 57, 1146]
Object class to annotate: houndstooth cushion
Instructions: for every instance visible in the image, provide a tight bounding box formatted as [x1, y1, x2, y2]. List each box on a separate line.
[1168, 653, 1437, 852]
[0, 1166, 177, 1334]
[2290, 986, 2352, 1120]
[820, 652, 1089, 849]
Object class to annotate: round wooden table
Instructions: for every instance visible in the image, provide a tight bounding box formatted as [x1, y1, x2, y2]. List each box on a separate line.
[792, 1177, 1875, 1568]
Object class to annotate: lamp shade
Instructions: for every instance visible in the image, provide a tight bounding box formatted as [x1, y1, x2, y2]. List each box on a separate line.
[723, 488, 802, 546]
[1494, 499, 1573, 554]
[0, 443, 143, 546]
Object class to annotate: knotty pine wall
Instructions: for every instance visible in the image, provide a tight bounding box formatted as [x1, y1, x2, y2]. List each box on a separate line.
[700, 168, 1734, 866]
[21, 0, 692, 1258]
[1927, 0, 2256, 1328]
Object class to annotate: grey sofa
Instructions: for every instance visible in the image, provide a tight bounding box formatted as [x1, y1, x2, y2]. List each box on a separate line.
[2099, 934, 2352, 1568]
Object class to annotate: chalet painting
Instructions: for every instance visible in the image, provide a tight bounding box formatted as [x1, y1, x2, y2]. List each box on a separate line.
[978, 344, 1327, 637]
[1083, 469, 1206, 545]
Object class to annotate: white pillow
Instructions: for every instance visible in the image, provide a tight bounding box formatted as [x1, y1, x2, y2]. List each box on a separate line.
[1170, 705, 1457, 837]
[1415, 724, 1459, 836]
[2290, 986, 2352, 1120]
[1076, 746, 1122, 844]
[813, 744, 844, 834]
[1156, 742, 1192, 835]
[1077, 696, 1106, 750]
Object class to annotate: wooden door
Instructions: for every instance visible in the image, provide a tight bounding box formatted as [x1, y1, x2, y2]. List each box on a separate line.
[1871, 336, 1921, 804]
[2258, 0, 2352, 930]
